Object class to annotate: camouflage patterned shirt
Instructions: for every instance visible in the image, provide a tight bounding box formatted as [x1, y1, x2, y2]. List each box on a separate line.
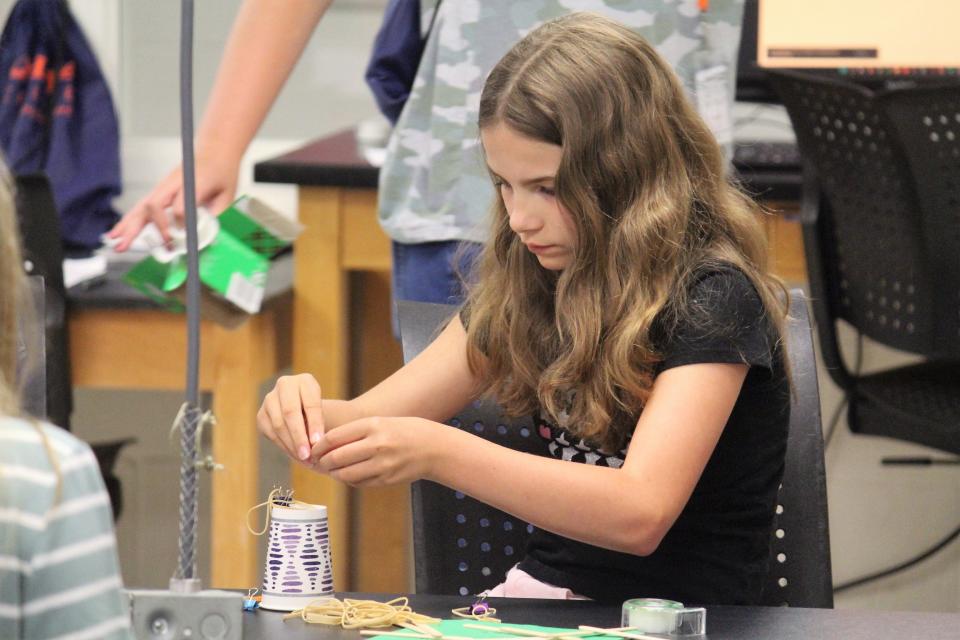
[378, 0, 745, 244]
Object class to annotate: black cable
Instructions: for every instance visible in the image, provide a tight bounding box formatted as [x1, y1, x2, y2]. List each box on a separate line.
[821, 393, 847, 449]
[172, 0, 202, 585]
[825, 329, 960, 594]
[834, 521, 960, 594]
[181, 0, 200, 408]
[882, 457, 960, 465]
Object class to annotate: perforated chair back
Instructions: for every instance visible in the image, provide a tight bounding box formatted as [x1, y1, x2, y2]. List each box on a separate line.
[759, 289, 832, 607]
[398, 294, 833, 604]
[771, 71, 960, 455]
[398, 300, 542, 596]
[770, 71, 960, 361]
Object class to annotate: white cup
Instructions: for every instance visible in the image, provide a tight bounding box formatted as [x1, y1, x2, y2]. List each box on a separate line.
[259, 503, 334, 611]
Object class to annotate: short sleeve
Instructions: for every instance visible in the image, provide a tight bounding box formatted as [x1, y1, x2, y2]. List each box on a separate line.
[657, 269, 774, 373]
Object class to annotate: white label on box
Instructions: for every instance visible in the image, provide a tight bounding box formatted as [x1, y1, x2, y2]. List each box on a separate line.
[226, 272, 265, 314]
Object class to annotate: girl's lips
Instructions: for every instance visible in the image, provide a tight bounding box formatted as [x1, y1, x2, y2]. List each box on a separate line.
[526, 243, 555, 254]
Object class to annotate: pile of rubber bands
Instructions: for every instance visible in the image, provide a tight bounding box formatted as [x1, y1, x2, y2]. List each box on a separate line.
[283, 596, 440, 628]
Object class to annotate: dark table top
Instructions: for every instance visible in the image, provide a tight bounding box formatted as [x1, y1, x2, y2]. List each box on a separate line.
[254, 129, 378, 189]
[66, 252, 293, 312]
[244, 592, 960, 640]
[253, 129, 802, 201]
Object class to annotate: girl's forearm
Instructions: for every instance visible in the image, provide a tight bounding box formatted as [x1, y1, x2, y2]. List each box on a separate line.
[426, 427, 669, 556]
[318, 398, 364, 431]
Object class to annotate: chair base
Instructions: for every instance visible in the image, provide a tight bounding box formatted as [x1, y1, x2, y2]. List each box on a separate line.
[850, 361, 960, 455]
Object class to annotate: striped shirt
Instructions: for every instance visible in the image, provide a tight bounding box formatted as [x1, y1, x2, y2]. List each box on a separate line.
[0, 417, 132, 639]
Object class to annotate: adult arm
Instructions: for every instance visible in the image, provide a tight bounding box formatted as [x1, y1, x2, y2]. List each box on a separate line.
[109, 0, 333, 250]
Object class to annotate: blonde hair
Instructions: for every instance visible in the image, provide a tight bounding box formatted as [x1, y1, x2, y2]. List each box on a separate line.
[0, 161, 61, 503]
[466, 13, 787, 451]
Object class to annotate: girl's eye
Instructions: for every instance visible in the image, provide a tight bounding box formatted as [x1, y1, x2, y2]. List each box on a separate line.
[538, 185, 556, 197]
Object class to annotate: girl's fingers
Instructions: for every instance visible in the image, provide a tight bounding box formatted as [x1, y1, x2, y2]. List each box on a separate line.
[315, 434, 373, 473]
[277, 378, 311, 461]
[329, 459, 382, 487]
[262, 393, 299, 460]
[255, 396, 283, 450]
[310, 417, 369, 459]
[298, 377, 326, 446]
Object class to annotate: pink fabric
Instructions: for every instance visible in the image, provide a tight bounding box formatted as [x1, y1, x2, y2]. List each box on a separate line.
[483, 566, 590, 600]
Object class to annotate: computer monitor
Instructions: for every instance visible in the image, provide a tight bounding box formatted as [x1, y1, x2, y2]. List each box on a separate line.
[757, 0, 960, 76]
[737, 0, 960, 103]
[735, 0, 772, 103]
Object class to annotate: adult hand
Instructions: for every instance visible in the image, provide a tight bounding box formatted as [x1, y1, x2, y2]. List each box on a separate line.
[106, 150, 240, 252]
[257, 373, 326, 464]
[312, 416, 443, 487]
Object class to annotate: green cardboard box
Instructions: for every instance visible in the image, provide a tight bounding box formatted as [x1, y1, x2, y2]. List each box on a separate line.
[124, 196, 302, 327]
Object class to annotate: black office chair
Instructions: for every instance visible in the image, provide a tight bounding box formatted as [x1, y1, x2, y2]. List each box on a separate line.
[398, 290, 832, 606]
[18, 275, 48, 419]
[14, 172, 132, 519]
[398, 300, 545, 597]
[770, 71, 960, 456]
[760, 290, 832, 608]
[15, 173, 72, 429]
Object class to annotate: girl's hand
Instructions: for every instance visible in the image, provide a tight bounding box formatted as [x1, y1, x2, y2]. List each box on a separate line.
[311, 416, 443, 487]
[257, 373, 326, 464]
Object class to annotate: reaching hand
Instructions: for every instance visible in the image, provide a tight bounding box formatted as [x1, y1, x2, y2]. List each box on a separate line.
[311, 416, 442, 487]
[106, 151, 240, 252]
[257, 373, 326, 465]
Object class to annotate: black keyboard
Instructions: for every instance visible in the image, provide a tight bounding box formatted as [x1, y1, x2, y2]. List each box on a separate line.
[733, 140, 802, 170]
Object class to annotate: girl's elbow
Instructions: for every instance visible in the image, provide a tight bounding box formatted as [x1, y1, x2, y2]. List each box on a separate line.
[625, 526, 668, 557]
[619, 505, 673, 556]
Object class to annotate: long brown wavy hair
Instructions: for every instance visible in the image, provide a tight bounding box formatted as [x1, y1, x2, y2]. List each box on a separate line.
[465, 13, 787, 452]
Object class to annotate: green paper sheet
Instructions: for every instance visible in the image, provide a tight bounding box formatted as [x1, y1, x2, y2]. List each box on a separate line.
[368, 620, 612, 640]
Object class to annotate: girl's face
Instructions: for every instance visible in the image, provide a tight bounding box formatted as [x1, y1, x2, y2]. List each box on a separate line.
[481, 123, 577, 271]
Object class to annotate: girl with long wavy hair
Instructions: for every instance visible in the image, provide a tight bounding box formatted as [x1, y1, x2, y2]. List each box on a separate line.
[259, 12, 790, 605]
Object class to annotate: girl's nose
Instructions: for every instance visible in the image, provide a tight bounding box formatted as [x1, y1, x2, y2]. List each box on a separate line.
[508, 195, 541, 235]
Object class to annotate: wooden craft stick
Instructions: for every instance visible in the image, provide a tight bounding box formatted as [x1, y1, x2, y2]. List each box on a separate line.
[400, 622, 443, 638]
[463, 624, 565, 637]
[463, 624, 594, 640]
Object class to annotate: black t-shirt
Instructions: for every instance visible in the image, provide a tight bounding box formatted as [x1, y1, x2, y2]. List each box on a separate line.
[515, 268, 790, 604]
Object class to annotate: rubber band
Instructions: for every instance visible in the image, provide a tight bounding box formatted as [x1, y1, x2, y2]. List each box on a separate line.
[451, 596, 500, 622]
[282, 596, 440, 629]
[246, 486, 309, 536]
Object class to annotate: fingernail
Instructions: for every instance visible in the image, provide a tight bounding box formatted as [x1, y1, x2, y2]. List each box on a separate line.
[298, 446, 309, 461]
[310, 432, 320, 445]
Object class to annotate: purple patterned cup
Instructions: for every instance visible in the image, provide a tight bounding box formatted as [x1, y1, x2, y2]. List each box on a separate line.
[259, 503, 334, 611]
